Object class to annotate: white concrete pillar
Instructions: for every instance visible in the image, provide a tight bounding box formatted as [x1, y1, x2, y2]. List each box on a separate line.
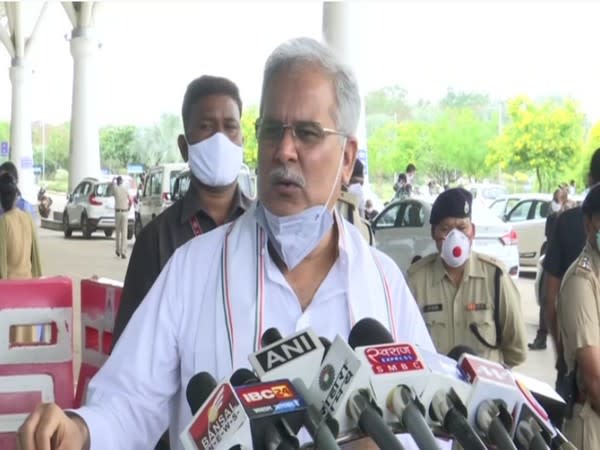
[9, 59, 36, 204]
[322, 2, 370, 181]
[68, 27, 101, 191]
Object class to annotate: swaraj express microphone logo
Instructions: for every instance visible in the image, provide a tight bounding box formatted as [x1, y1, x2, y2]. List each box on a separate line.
[188, 383, 243, 450]
[236, 380, 304, 416]
[363, 343, 424, 374]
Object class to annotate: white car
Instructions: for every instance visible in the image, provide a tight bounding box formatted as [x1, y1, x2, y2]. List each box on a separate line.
[502, 194, 552, 266]
[136, 163, 188, 231]
[371, 197, 520, 277]
[464, 183, 508, 208]
[63, 177, 134, 239]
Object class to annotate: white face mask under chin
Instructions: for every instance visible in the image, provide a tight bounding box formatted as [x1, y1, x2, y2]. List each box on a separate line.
[440, 228, 471, 268]
[255, 138, 348, 270]
[187, 132, 243, 187]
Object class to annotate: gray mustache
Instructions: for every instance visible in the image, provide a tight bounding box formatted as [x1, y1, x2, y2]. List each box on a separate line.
[269, 167, 306, 187]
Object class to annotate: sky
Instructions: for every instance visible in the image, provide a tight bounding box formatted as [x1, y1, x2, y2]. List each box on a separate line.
[1, 1, 600, 127]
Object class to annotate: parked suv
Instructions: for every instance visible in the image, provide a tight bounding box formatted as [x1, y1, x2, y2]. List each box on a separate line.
[63, 177, 134, 239]
[171, 164, 256, 202]
[135, 165, 256, 237]
[135, 163, 188, 233]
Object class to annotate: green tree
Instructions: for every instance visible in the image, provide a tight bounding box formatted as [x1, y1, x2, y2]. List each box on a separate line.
[44, 123, 70, 172]
[99, 125, 137, 173]
[365, 85, 412, 121]
[487, 96, 585, 191]
[241, 106, 259, 168]
[133, 114, 183, 166]
[428, 108, 496, 182]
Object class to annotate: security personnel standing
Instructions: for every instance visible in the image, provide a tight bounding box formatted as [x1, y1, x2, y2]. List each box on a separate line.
[112, 175, 131, 259]
[408, 188, 527, 366]
[558, 183, 600, 449]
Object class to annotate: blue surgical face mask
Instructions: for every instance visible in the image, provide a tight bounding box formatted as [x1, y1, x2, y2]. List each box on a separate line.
[255, 139, 347, 270]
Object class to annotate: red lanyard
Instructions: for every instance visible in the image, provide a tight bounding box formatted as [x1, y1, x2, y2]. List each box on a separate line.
[189, 215, 203, 236]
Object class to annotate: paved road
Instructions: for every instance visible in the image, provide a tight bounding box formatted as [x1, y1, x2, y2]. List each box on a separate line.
[37, 220, 558, 388]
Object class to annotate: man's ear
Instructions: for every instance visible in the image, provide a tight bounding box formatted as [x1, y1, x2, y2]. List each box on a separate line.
[470, 222, 477, 240]
[178, 134, 189, 162]
[341, 137, 358, 186]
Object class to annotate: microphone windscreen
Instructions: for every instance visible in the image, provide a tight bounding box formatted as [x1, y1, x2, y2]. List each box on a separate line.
[319, 336, 332, 359]
[186, 372, 217, 415]
[261, 327, 283, 347]
[230, 368, 260, 387]
[348, 317, 394, 349]
[447, 345, 478, 361]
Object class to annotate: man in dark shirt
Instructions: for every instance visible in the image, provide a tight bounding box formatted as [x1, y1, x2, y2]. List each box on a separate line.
[113, 75, 251, 345]
[543, 147, 600, 395]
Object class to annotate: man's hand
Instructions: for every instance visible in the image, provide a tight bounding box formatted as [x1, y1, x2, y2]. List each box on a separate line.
[17, 403, 89, 450]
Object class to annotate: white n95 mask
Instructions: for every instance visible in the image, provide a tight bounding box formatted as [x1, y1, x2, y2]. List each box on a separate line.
[188, 132, 243, 187]
[255, 138, 347, 271]
[441, 228, 471, 268]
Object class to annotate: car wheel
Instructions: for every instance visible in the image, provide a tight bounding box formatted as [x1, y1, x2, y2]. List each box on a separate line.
[63, 211, 72, 238]
[104, 229, 114, 238]
[81, 213, 92, 239]
[134, 215, 143, 238]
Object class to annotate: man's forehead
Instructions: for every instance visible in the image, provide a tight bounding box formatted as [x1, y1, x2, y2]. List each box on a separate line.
[437, 217, 472, 227]
[190, 96, 240, 118]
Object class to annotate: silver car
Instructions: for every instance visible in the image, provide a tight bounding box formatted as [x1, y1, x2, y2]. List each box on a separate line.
[63, 177, 134, 239]
[372, 197, 520, 277]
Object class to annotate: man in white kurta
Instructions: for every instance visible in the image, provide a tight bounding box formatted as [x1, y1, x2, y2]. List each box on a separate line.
[17, 37, 437, 450]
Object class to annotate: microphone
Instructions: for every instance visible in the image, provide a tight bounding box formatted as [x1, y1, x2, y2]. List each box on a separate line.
[306, 332, 405, 449]
[347, 317, 395, 348]
[249, 328, 324, 388]
[475, 399, 517, 450]
[446, 345, 477, 362]
[262, 327, 283, 347]
[386, 385, 441, 450]
[348, 318, 457, 449]
[458, 352, 578, 449]
[180, 373, 253, 450]
[230, 368, 306, 450]
[251, 329, 341, 450]
[319, 336, 332, 359]
[186, 372, 218, 415]
[429, 390, 487, 450]
[515, 418, 550, 450]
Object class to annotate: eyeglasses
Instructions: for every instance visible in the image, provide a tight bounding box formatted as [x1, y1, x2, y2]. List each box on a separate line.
[255, 118, 347, 148]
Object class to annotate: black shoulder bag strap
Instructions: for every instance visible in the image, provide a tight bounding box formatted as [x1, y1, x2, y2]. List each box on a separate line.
[469, 267, 503, 349]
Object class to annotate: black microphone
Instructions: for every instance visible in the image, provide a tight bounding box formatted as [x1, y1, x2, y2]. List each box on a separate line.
[262, 327, 284, 347]
[348, 318, 439, 449]
[446, 345, 477, 362]
[230, 368, 304, 450]
[185, 372, 217, 415]
[319, 336, 332, 359]
[348, 317, 394, 349]
[429, 390, 487, 450]
[181, 373, 253, 449]
[251, 330, 340, 450]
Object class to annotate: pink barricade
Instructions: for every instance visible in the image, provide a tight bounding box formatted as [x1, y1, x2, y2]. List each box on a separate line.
[74, 277, 122, 408]
[0, 276, 74, 450]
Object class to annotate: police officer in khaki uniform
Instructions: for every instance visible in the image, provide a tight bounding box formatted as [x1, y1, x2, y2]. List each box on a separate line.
[408, 188, 527, 366]
[336, 159, 374, 246]
[558, 183, 600, 449]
